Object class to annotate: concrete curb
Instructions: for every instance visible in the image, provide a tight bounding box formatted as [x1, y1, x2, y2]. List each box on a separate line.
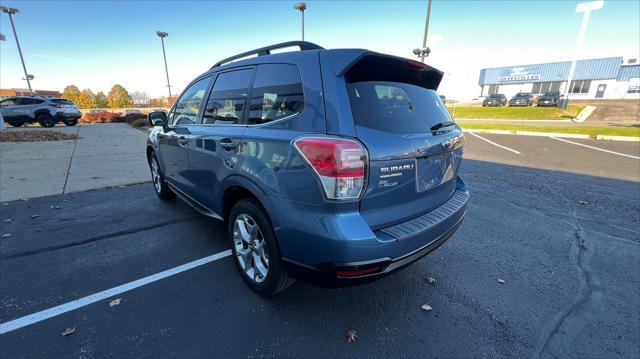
[462, 128, 640, 142]
[596, 135, 640, 142]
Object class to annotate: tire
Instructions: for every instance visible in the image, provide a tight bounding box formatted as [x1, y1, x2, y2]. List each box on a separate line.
[37, 114, 56, 128]
[148, 152, 175, 200]
[8, 121, 24, 127]
[229, 199, 294, 296]
[63, 119, 78, 126]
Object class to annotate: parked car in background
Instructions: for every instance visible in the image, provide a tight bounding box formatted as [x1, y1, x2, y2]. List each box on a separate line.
[482, 94, 507, 107]
[439, 95, 446, 102]
[89, 109, 107, 114]
[146, 41, 468, 296]
[537, 91, 562, 107]
[122, 108, 146, 122]
[0, 96, 81, 127]
[509, 92, 534, 107]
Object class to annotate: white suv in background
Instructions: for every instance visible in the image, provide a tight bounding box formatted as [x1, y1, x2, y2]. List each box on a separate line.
[0, 96, 82, 127]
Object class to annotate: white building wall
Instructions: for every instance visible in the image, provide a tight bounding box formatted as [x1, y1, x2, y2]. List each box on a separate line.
[497, 83, 533, 99]
[481, 78, 639, 100]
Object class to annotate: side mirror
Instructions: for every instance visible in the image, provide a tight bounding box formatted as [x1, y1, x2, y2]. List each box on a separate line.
[148, 111, 167, 127]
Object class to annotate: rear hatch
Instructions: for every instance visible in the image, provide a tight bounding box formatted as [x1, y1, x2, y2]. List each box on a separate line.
[343, 54, 464, 230]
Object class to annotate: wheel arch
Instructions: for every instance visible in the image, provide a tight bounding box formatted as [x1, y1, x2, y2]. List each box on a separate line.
[221, 176, 278, 228]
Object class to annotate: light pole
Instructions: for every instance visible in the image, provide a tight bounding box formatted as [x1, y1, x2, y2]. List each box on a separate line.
[294, 2, 306, 41]
[560, 0, 604, 109]
[1, 6, 34, 95]
[156, 31, 172, 100]
[413, 0, 432, 62]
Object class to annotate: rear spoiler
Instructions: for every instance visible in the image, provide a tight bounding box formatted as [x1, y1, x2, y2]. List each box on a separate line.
[323, 49, 444, 90]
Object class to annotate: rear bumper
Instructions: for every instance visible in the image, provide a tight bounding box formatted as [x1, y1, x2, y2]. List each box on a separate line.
[278, 177, 469, 287]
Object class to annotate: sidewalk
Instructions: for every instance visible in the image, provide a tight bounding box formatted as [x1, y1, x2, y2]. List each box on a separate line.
[453, 118, 640, 127]
[0, 124, 150, 202]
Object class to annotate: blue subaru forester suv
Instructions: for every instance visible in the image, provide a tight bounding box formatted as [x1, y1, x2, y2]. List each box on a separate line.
[146, 41, 468, 296]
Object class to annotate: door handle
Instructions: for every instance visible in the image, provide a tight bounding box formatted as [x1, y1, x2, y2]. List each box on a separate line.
[220, 139, 238, 150]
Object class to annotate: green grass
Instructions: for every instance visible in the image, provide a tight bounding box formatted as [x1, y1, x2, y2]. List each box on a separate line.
[448, 104, 585, 120]
[457, 122, 640, 138]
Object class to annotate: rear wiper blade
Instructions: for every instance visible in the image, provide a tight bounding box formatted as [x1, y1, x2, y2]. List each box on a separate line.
[430, 121, 456, 131]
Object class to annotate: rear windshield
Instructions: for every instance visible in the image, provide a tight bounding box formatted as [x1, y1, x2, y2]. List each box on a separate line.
[515, 93, 530, 97]
[489, 94, 503, 98]
[347, 81, 451, 134]
[51, 99, 75, 105]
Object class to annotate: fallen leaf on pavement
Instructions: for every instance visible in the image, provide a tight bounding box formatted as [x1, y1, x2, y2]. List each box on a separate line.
[3, 219, 13, 223]
[50, 205, 61, 209]
[345, 329, 357, 343]
[31, 214, 39, 219]
[497, 278, 506, 284]
[578, 200, 588, 205]
[421, 304, 432, 312]
[61, 327, 76, 336]
[1, 234, 11, 238]
[425, 276, 436, 284]
[109, 298, 121, 307]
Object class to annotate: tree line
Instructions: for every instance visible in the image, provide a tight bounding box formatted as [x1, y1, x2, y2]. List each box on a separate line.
[61, 85, 175, 109]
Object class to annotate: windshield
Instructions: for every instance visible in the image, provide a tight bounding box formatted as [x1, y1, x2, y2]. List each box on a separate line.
[515, 93, 530, 97]
[489, 94, 503, 98]
[544, 92, 560, 96]
[347, 81, 452, 135]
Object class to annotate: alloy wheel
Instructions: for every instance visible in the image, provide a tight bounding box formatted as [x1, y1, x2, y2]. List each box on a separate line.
[150, 157, 161, 193]
[233, 214, 269, 283]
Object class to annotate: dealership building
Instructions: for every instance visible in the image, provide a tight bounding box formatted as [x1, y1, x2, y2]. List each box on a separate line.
[478, 56, 640, 100]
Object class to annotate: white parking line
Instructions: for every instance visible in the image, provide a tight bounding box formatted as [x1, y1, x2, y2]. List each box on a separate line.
[551, 137, 640, 160]
[0, 249, 232, 335]
[467, 132, 521, 155]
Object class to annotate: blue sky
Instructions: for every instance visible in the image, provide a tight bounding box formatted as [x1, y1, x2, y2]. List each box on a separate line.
[1, 0, 638, 99]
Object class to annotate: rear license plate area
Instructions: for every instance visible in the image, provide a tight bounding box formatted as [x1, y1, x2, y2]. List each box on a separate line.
[416, 149, 462, 192]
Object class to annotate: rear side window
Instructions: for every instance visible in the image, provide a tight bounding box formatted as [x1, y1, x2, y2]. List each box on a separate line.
[248, 64, 304, 125]
[347, 81, 451, 134]
[51, 99, 74, 105]
[22, 98, 45, 105]
[202, 69, 253, 125]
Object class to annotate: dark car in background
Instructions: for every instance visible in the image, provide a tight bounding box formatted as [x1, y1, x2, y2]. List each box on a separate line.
[509, 92, 533, 107]
[0, 96, 81, 127]
[482, 94, 507, 107]
[145, 41, 468, 296]
[537, 91, 563, 107]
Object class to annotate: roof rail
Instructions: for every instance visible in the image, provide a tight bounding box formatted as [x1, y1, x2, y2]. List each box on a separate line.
[211, 41, 324, 69]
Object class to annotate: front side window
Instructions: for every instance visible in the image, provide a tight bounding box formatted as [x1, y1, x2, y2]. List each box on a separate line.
[169, 77, 211, 126]
[0, 99, 17, 107]
[248, 64, 304, 125]
[202, 69, 253, 125]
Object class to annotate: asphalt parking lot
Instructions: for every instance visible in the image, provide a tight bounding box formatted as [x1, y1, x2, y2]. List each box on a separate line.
[1, 134, 638, 358]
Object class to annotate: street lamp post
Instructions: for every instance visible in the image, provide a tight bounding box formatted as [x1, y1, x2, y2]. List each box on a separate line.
[560, 0, 604, 109]
[156, 31, 172, 100]
[294, 2, 307, 41]
[1, 6, 33, 95]
[420, 0, 432, 63]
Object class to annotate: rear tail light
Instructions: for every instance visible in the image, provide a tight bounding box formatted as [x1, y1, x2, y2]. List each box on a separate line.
[293, 137, 368, 200]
